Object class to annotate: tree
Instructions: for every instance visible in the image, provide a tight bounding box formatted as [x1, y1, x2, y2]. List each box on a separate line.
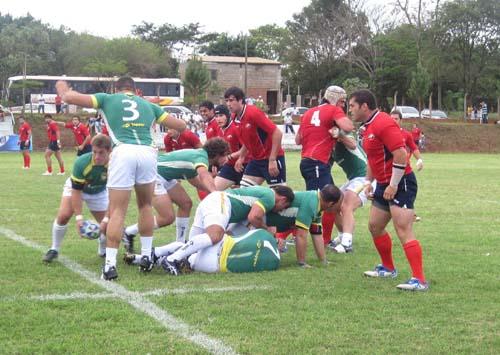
[249, 25, 291, 60]
[408, 61, 431, 112]
[200, 33, 258, 57]
[183, 57, 211, 106]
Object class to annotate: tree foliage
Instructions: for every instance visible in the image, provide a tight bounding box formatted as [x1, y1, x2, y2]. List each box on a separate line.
[183, 57, 211, 106]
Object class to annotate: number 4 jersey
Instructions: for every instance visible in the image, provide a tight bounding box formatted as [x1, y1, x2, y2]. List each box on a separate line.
[299, 103, 346, 164]
[91, 92, 168, 146]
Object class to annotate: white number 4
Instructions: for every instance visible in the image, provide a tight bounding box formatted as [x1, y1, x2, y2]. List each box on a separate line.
[311, 111, 320, 126]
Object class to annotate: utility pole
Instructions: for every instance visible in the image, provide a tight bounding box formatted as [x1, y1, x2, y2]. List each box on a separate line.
[244, 36, 248, 95]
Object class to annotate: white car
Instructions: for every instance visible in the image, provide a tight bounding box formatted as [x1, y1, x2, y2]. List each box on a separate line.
[161, 105, 193, 118]
[393, 106, 420, 119]
[421, 109, 448, 119]
[281, 107, 308, 117]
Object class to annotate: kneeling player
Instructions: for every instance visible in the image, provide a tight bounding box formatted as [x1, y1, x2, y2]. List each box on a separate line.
[43, 134, 112, 262]
[125, 229, 280, 274]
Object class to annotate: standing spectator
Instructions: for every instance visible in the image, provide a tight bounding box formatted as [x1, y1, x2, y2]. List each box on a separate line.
[55, 94, 63, 114]
[53, 116, 92, 156]
[411, 123, 422, 147]
[283, 110, 295, 134]
[225, 87, 286, 187]
[43, 114, 65, 176]
[473, 106, 479, 120]
[89, 113, 104, 135]
[18, 116, 32, 169]
[295, 85, 353, 245]
[349, 89, 428, 291]
[38, 93, 45, 114]
[481, 101, 488, 124]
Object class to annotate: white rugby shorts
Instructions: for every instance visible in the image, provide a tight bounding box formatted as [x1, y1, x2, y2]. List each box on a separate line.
[62, 178, 108, 212]
[107, 144, 157, 190]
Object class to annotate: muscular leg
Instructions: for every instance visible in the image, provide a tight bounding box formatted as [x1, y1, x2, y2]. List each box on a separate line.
[45, 149, 53, 173]
[49, 196, 73, 252]
[333, 191, 362, 252]
[368, 205, 395, 271]
[135, 182, 155, 258]
[54, 150, 65, 173]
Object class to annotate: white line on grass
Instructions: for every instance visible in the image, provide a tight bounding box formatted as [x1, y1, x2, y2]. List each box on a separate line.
[0, 227, 237, 355]
[0, 285, 270, 303]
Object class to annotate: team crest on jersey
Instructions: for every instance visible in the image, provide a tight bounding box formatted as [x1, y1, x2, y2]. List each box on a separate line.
[227, 135, 233, 139]
[101, 172, 107, 181]
[367, 133, 375, 140]
[245, 123, 252, 129]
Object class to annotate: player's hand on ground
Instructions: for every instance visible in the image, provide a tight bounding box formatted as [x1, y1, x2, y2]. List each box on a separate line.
[383, 185, 397, 200]
[268, 160, 279, 177]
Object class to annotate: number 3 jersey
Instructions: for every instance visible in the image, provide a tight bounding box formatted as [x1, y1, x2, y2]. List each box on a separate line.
[299, 103, 346, 164]
[91, 92, 168, 146]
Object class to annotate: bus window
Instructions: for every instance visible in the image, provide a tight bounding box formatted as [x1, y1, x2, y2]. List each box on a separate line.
[135, 82, 157, 96]
[159, 83, 180, 97]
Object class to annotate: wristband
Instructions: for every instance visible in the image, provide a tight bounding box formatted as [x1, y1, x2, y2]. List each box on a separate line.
[416, 158, 423, 164]
[75, 214, 83, 221]
[102, 217, 109, 223]
[389, 163, 406, 187]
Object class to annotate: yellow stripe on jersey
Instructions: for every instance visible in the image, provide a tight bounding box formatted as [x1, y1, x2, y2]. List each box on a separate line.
[219, 235, 236, 273]
[255, 201, 266, 213]
[90, 95, 99, 109]
[82, 161, 93, 177]
[156, 112, 168, 124]
[220, 193, 226, 214]
[71, 175, 85, 183]
[295, 221, 309, 230]
[194, 163, 208, 170]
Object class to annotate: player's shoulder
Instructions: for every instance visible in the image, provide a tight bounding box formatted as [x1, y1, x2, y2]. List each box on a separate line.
[74, 152, 92, 168]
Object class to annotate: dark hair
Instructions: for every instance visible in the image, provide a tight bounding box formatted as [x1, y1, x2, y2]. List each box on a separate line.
[271, 185, 295, 204]
[320, 184, 342, 204]
[224, 87, 245, 102]
[72, 115, 81, 121]
[115, 76, 136, 92]
[44, 114, 53, 119]
[203, 138, 230, 159]
[390, 110, 402, 120]
[91, 134, 112, 150]
[350, 89, 377, 110]
[199, 101, 214, 110]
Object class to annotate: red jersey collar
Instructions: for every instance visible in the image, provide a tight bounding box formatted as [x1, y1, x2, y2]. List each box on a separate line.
[364, 110, 381, 126]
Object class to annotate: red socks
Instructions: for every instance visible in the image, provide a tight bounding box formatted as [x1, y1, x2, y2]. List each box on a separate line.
[373, 233, 395, 271]
[23, 155, 30, 168]
[403, 239, 425, 282]
[47, 166, 53, 173]
[197, 189, 209, 201]
[321, 211, 336, 244]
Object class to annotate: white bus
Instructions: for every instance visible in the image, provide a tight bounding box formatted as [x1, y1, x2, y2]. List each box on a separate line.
[6, 75, 184, 112]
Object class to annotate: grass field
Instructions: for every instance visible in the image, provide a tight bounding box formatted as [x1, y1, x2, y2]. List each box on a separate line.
[0, 151, 499, 354]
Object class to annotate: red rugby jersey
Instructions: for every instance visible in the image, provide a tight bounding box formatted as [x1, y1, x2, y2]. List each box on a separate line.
[65, 122, 90, 145]
[19, 122, 31, 142]
[205, 118, 222, 140]
[299, 104, 346, 164]
[362, 111, 412, 184]
[46, 121, 59, 142]
[164, 129, 201, 152]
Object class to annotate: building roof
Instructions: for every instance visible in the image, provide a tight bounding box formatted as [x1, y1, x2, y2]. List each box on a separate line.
[200, 56, 281, 65]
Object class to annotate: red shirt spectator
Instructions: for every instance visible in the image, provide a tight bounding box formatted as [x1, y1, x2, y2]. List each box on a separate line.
[299, 104, 346, 164]
[164, 129, 202, 152]
[236, 104, 284, 160]
[362, 111, 412, 184]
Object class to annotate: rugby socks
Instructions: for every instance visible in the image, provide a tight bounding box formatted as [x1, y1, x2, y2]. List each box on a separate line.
[321, 211, 336, 244]
[98, 233, 106, 256]
[403, 239, 425, 282]
[23, 155, 30, 168]
[167, 233, 212, 263]
[373, 232, 395, 271]
[59, 164, 65, 173]
[126, 217, 158, 236]
[154, 241, 184, 258]
[104, 248, 118, 270]
[51, 220, 67, 251]
[175, 217, 190, 243]
[140, 236, 153, 257]
[47, 166, 53, 173]
[342, 232, 353, 247]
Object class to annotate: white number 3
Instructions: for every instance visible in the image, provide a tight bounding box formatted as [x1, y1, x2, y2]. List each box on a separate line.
[311, 111, 320, 126]
[122, 99, 139, 121]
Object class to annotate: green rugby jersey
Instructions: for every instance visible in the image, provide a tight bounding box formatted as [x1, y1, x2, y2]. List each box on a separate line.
[225, 186, 275, 223]
[266, 190, 321, 232]
[157, 149, 209, 180]
[332, 134, 367, 180]
[70, 152, 107, 194]
[220, 229, 280, 273]
[91, 92, 168, 146]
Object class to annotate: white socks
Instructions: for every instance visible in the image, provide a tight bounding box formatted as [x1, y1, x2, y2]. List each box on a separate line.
[167, 233, 212, 263]
[51, 220, 68, 251]
[175, 217, 189, 242]
[342, 233, 353, 247]
[104, 248, 118, 271]
[125, 217, 158, 236]
[98, 234, 106, 256]
[140, 236, 153, 257]
[154, 241, 184, 258]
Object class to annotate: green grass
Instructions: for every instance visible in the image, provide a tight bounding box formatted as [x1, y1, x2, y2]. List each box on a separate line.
[0, 151, 499, 354]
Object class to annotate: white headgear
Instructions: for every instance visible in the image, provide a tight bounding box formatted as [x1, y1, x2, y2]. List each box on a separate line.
[324, 86, 347, 105]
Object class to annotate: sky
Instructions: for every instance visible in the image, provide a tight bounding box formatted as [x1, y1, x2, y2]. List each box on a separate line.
[1, 0, 313, 38]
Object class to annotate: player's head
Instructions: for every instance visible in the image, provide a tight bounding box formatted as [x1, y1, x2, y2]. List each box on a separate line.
[320, 184, 343, 212]
[91, 134, 112, 165]
[44, 114, 53, 123]
[214, 105, 230, 128]
[71, 115, 81, 126]
[390, 110, 402, 125]
[349, 89, 377, 122]
[224, 87, 245, 114]
[166, 128, 180, 139]
[203, 137, 231, 168]
[115, 76, 136, 92]
[271, 185, 295, 212]
[324, 85, 347, 107]
[18, 116, 25, 124]
[199, 101, 215, 121]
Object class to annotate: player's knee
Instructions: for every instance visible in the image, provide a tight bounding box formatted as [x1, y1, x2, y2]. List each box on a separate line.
[368, 220, 383, 236]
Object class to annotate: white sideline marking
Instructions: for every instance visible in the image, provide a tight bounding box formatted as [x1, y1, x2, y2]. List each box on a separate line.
[0, 285, 270, 303]
[0, 227, 237, 355]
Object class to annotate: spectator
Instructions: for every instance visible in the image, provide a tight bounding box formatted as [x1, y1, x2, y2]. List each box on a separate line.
[481, 101, 488, 124]
[38, 94, 45, 114]
[284, 110, 295, 134]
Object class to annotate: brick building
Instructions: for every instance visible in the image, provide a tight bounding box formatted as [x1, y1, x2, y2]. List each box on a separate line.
[179, 56, 282, 114]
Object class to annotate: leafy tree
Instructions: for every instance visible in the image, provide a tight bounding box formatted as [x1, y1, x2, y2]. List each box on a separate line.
[249, 25, 291, 60]
[200, 33, 258, 57]
[342, 77, 368, 96]
[183, 57, 211, 106]
[408, 61, 431, 112]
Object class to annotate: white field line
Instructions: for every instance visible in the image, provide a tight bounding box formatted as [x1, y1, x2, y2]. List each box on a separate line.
[0, 285, 270, 303]
[0, 227, 237, 355]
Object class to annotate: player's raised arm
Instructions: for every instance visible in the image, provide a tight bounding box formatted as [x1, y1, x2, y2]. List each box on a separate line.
[161, 114, 187, 132]
[56, 81, 94, 108]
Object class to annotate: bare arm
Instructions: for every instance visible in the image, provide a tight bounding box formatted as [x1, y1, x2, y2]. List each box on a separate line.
[161, 115, 187, 132]
[295, 127, 302, 145]
[56, 81, 94, 108]
[269, 128, 283, 160]
[295, 228, 308, 265]
[337, 133, 356, 150]
[71, 189, 85, 233]
[247, 204, 267, 229]
[335, 117, 354, 132]
[195, 166, 216, 192]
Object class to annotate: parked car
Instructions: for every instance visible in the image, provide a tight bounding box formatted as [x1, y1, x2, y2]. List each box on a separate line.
[421, 109, 448, 119]
[281, 106, 308, 117]
[392, 106, 420, 119]
[161, 105, 193, 118]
